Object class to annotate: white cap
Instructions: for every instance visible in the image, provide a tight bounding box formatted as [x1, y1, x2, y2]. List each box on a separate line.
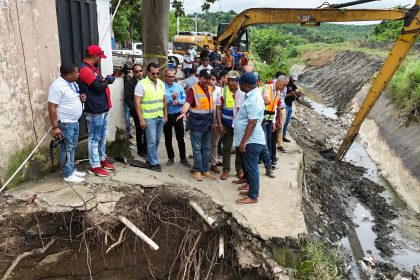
[291, 72, 298, 81]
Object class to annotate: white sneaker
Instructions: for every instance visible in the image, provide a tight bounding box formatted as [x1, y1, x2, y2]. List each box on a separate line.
[73, 170, 86, 177]
[64, 174, 84, 183]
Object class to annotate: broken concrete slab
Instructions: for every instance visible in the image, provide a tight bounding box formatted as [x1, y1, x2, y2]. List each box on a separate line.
[37, 184, 95, 209]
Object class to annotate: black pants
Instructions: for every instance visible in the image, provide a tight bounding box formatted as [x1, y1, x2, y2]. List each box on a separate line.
[271, 128, 279, 162]
[130, 108, 147, 156]
[164, 112, 186, 160]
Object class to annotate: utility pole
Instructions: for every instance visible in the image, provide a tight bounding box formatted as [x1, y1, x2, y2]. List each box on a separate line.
[195, 15, 198, 32]
[177, 16, 180, 34]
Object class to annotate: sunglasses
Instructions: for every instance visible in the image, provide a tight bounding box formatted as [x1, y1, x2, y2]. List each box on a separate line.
[134, 70, 143, 73]
[151, 72, 160, 76]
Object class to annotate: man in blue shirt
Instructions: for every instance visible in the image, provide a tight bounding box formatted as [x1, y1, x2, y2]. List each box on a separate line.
[233, 73, 266, 205]
[232, 48, 242, 71]
[163, 69, 190, 167]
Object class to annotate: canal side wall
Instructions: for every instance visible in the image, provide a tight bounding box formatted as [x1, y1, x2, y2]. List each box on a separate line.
[353, 85, 420, 213]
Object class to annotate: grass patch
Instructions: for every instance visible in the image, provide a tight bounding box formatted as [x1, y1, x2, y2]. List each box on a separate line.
[388, 59, 420, 120]
[297, 240, 344, 280]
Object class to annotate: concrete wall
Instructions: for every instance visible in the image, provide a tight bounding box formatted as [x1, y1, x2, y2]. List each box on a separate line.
[0, 0, 125, 185]
[97, 0, 125, 142]
[0, 0, 61, 183]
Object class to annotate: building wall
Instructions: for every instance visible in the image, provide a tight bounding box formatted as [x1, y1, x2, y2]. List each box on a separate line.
[0, 0, 61, 183]
[0, 0, 124, 185]
[97, 0, 125, 142]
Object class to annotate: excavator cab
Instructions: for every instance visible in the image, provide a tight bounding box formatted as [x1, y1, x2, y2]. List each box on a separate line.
[217, 23, 249, 52]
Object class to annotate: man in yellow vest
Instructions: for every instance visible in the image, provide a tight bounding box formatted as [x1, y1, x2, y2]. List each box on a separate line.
[217, 70, 244, 180]
[134, 63, 168, 172]
[177, 69, 216, 181]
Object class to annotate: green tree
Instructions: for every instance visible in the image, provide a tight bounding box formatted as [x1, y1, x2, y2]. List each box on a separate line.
[250, 29, 285, 64]
[111, 0, 142, 47]
[169, 12, 194, 40]
[371, 20, 404, 41]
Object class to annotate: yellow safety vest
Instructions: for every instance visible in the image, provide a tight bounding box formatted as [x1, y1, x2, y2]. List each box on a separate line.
[139, 77, 165, 119]
[222, 86, 235, 110]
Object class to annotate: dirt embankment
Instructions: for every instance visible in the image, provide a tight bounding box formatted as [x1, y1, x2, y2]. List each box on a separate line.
[299, 50, 383, 114]
[299, 49, 420, 212]
[0, 185, 294, 280]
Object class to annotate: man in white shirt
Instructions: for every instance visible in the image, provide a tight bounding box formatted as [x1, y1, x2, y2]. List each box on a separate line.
[197, 57, 213, 72]
[189, 45, 197, 60]
[209, 70, 222, 174]
[48, 63, 87, 183]
[217, 70, 244, 180]
[182, 48, 194, 78]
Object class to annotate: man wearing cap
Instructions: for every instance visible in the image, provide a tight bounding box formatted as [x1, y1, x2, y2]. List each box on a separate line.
[282, 73, 300, 142]
[234, 73, 266, 205]
[217, 70, 244, 180]
[163, 68, 190, 167]
[134, 63, 168, 172]
[177, 69, 216, 181]
[78, 45, 115, 177]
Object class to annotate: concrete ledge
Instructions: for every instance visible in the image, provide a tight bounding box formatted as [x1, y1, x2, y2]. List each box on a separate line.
[8, 134, 307, 241]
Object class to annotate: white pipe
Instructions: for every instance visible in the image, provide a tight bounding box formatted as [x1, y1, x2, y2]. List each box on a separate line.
[189, 201, 218, 228]
[218, 234, 224, 258]
[0, 128, 52, 193]
[118, 216, 159, 251]
[99, 0, 122, 46]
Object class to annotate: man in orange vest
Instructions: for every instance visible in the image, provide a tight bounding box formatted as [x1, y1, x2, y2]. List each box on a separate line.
[177, 69, 217, 181]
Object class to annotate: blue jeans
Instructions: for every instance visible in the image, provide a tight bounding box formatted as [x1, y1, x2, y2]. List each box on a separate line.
[145, 118, 164, 166]
[190, 129, 211, 172]
[283, 105, 293, 138]
[58, 121, 80, 177]
[242, 143, 264, 200]
[260, 123, 271, 169]
[86, 112, 108, 168]
[124, 103, 131, 134]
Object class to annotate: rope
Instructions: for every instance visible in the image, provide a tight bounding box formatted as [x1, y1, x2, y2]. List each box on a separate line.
[0, 128, 52, 193]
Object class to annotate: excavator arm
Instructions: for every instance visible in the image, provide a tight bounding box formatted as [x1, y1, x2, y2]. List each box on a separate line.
[217, 8, 407, 47]
[217, 2, 420, 161]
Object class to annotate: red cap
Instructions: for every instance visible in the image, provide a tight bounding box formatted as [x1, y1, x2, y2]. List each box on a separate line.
[86, 45, 107, 58]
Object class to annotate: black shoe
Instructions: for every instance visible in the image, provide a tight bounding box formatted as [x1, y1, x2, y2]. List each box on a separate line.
[166, 158, 174, 166]
[149, 164, 162, 172]
[271, 165, 277, 170]
[283, 138, 291, 143]
[266, 169, 275, 178]
[138, 152, 147, 158]
[180, 158, 191, 167]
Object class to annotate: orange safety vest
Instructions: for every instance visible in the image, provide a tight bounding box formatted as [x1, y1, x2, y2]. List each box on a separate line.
[190, 84, 214, 114]
[262, 84, 280, 120]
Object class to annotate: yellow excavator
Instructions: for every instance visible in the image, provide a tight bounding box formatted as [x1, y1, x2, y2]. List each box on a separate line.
[174, 0, 420, 161]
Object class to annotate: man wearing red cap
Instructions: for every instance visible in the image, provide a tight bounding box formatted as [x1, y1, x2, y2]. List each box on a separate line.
[78, 45, 115, 177]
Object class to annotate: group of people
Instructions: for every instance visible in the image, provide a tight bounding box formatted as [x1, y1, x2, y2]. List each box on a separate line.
[182, 45, 248, 79]
[48, 44, 300, 206]
[48, 45, 115, 184]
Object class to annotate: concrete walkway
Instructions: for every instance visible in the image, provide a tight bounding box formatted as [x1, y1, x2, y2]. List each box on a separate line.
[9, 134, 307, 241]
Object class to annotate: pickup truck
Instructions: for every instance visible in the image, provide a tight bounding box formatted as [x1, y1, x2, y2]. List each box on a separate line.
[113, 42, 183, 69]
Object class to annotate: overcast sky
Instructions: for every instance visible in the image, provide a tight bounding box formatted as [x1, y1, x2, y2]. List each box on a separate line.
[183, 0, 412, 23]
